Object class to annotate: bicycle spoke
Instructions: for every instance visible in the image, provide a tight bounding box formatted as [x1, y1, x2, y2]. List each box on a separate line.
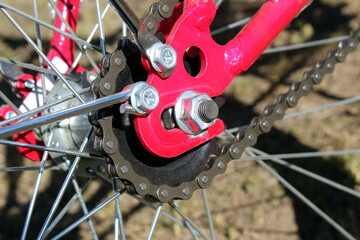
[284, 95, 360, 120]
[249, 147, 360, 199]
[112, 178, 126, 240]
[263, 36, 349, 54]
[51, 190, 125, 240]
[21, 134, 53, 240]
[36, 129, 93, 240]
[47, 0, 100, 73]
[146, 202, 163, 240]
[0, 88, 132, 139]
[227, 95, 360, 134]
[0, 57, 79, 82]
[69, 3, 111, 73]
[72, 177, 99, 240]
[42, 179, 92, 239]
[237, 149, 360, 161]
[211, 17, 251, 36]
[0, 2, 102, 53]
[1, 8, 86, 104]
[0, 165, 61, 173]
[246, 148, 357, 240]
[201, 189, 216, 240]
[184, 221, 199, 240]
[0, 87, 90, 127]
[0, 90, 22, 114]
[32, 0, 46, 103]
[95, 0, 106, 56]
[0, 139, 103, 160]
[169, 200, 210, 240]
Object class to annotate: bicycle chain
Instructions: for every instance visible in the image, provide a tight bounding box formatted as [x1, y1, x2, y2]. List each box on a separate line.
[90, 1, 360, 202]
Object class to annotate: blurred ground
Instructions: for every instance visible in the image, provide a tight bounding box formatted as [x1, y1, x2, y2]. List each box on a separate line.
[0, 0, 359, 239]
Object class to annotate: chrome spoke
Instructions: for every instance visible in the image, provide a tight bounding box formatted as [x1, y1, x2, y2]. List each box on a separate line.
[32, 0, 46, 103]
[131, 195, 184, 227]
[47, 0, 100, 73]
[146, 202, 163, 240]
[201, 189, 215, 240]
[0, 57, 79, 82]
[112, 178, 126, 240]
[95, 0, 106, 56]
[71, 177, 99, 240]
[249, 147, 360, 199]
[1, 8, 86, 104]
[237, 149, 360, 161]
[246, 148, 357, 240]
[227, 95, 360, 134]
[42, 179, 92, 239]
[69, 3, 110, 73]
[169, 200, 210, 240]
[0, 88, 131, 139]
[263, 36, 349, 54]
[0, 87, 90, 127]
[211, 17, 251, 36]
[20, 134, 53, 240]
[0, 90, 22, 114]
[51, 190, 125, 240]
[0, 2, 102, 53]
[0, 165, 61, 173]
[36, 129, 93, 240]
[284, 95, 360, 120]
[0, 139, 103, 160]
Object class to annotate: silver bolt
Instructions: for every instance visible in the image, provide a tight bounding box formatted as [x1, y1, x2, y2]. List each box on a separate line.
[182, 187, 190, 195]
[201, 176, 209, 184]
[106, 140, 115, 149]
[139, 182, 147, 191]
[161, 189, 169, 198]
[147, 43, 177, 72]
[162, 4, 170, 12]
[24, 79, 36, 89]
[218, 161, 225, 169]
[120, 165, 128, 174]
[104, 82, 112, 91]
[115, 58, 122, 66]
[5, 111, 16, 119]
[140, 87, 158, 111]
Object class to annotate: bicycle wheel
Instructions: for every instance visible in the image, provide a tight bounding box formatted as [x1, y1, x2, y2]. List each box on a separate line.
[0, 0, 359, 239]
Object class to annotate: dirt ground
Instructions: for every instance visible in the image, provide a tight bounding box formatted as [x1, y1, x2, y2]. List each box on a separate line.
[0, 0, 359, 240]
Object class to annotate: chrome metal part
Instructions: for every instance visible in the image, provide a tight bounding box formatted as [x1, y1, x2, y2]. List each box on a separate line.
[174, 91, 218, 135]
[119, 82, 159, 115]
[146, 42, 177, 72]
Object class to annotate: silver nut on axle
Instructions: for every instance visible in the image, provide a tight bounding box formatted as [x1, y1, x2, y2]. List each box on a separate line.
[120, 82, 159, 115]
[174, 91, 219, 135]
[147, 43, 177, 72]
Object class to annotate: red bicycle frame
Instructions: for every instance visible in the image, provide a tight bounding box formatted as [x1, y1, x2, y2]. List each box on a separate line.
[0, 0, 312, 160]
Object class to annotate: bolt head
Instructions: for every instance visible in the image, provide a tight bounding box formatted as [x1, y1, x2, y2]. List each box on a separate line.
[106, 140, 115, 149]
[218, 161, 225, 169]
[24, 79, 36, 89]
[114, 58, 122, 66]
[148, 43, 177, 72]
